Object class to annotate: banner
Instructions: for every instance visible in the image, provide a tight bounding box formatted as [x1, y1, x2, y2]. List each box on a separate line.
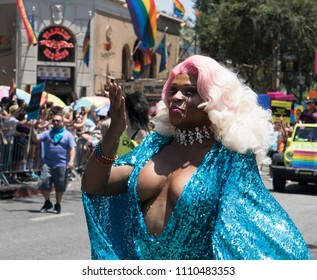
[27, 83, 45, 121]
[271, 100, 292, 124]
[294, 104, 303, 122]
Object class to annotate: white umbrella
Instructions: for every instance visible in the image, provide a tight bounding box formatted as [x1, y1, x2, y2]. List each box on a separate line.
[95, 103, 110, 116]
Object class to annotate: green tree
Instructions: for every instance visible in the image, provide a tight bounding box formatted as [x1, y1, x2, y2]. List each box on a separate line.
[179, 20, 197, 60]
[195, 0, 317, 96]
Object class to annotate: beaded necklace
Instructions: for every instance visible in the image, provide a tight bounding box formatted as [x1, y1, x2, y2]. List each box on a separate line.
[174, 125, 212, 146]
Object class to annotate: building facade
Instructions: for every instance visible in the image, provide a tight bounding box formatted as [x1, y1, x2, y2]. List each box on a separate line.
[0, 0, 183, 103]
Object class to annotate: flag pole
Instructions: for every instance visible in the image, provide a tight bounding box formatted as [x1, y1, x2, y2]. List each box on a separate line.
[152, 26, 168, 54]
[132, 40, 142, 56]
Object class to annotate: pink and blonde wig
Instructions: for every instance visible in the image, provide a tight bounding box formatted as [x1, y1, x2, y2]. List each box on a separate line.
[155, 55, 274, 164]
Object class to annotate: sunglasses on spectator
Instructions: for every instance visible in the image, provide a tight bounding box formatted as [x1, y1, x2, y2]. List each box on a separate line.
[52, 119, 62, 124]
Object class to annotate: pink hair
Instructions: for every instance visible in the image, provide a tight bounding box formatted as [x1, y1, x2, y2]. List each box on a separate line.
[162, 55, 236, 106]
[156, 55, 274, 165]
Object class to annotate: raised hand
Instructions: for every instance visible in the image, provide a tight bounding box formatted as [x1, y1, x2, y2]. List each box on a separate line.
[108, 82, 127, 135]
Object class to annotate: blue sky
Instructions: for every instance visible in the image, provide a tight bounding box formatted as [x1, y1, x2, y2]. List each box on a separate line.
[155, 0, 195, 21]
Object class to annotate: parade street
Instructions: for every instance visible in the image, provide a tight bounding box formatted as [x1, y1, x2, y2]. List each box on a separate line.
[0, 174, 316, 260]
[0, 181, 90, 260]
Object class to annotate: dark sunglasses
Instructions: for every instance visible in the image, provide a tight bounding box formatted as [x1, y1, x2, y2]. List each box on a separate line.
[52, 119, 62, 124]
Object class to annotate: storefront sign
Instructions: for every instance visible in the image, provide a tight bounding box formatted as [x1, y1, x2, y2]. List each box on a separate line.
[100, 51, 116, 59]
[37, 66, 71, 81]
[38, 26, 75, 62]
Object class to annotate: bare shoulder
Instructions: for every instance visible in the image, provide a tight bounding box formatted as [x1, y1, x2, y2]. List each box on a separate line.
[135, 129, 149, 142]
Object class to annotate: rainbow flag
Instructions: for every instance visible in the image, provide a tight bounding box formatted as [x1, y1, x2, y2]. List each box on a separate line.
[82, 19, 91, 67]
[174, 0, 185, 19]
[156, 34, 168, 72]
[144, 48, 152, 68]
[292, 150, 317, 169]
[9, 78, 17, 99]
[133, 60, 141, 78]
[16, 0, 37, 45]
[126, 0, 157, 49]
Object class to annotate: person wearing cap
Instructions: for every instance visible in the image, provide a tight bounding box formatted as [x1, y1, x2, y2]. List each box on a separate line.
[299, 98, 317, 124]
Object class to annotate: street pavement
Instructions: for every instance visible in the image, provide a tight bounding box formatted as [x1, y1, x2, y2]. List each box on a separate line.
[0, 169, 316, 260]
[0, 179, 91, 260]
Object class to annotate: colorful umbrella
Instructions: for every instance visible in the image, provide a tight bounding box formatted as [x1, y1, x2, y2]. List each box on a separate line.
[0, 86, 67, 109]
[0, 86, 31, 104]
[0, 86, 9, 100]
[74, 96, 109, 111]
[16, 89, 31, 104]
[95, 103, 110, 116]
[41, 91, 67, 108]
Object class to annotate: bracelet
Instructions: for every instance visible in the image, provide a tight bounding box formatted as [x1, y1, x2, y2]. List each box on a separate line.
[94, 140, 118, 165]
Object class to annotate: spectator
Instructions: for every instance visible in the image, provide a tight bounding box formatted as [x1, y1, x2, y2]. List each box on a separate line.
[299, 98, 317, 123]
[0, 97, 13, 119]
[101, 90, 150, 157]
[1, 104, 27, 182]
[124, 90, 149, 144]
[29, 112, 76, 214]
[65, 109, 88, 137]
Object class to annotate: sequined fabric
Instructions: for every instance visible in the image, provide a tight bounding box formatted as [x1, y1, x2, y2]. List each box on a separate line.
[82, 132, 311, 260]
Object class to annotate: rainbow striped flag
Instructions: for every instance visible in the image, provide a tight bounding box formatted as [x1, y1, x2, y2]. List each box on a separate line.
[126, 0, 157, 49]
[174, 0, 185, 19]
[156, 34, 168, 72]
[16, 0, 37, 45]
[133, 60, 141, 78]
[9, 78, 17, 99]
[143, 48, 152, 68]
[82, 19, 91, 67]
[292, 150, 317, 169]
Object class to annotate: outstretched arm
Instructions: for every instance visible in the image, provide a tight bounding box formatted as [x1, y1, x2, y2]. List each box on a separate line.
[81, 83, 132, 196]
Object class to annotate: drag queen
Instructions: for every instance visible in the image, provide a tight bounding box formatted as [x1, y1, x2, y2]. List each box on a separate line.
[81, 55, 310, 260]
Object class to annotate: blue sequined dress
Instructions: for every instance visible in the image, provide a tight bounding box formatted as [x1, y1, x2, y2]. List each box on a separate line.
[82, 132, 311, 260]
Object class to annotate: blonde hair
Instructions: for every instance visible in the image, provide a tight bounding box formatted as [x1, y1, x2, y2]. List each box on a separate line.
[155, 55, 273, 164]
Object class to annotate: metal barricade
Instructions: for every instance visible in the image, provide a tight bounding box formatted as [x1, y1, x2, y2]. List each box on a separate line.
[0, 133, 88, 186]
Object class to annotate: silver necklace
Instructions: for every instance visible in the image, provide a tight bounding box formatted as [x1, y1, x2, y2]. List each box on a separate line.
[174, 126, 212, 146]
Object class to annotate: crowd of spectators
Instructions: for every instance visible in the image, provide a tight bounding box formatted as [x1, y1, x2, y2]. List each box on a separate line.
[0, 91, 157, 184]
[0, 95, 109, 183]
